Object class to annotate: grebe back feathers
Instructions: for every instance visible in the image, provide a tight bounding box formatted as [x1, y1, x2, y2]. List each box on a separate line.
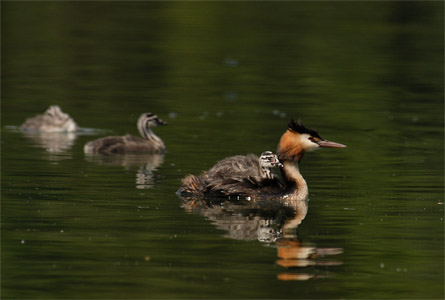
[178, 152, 285, 198]
[21, 105, 78, 133]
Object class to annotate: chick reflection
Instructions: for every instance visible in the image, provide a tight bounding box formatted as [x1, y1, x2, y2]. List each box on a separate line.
[22, 131, 77, 160]
[85, 154, 164, 189]
[182, 197, 307, 242]
[181, 197, 343, 280]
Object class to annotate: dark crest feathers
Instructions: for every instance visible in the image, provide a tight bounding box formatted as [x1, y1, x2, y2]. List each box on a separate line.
[288, 119, 323, 139]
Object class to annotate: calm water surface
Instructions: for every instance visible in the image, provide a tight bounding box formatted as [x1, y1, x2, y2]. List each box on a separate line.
[2, 2, 444, 299]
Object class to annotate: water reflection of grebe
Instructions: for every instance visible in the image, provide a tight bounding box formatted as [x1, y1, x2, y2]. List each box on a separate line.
[84, 113, 167, 154]
[182, 197, 308, 241]
[276, 238, 343, 281]
[178, 119, 346, 200]
[180, 196, 342, 280]
[22, 131, 77, 155]
[85, 154, 164, 189]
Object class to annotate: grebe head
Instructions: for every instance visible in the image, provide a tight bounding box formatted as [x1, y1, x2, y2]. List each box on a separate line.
[278, 119, 346, 162]
[138, 113, 167, 129]
[137, 113, 167, 141]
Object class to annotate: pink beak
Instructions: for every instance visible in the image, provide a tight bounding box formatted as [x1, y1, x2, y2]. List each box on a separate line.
[318, 140, 347, 148]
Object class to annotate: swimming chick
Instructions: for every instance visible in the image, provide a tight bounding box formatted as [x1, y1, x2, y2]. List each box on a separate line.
[177, 119, 346, 201]
[21, 105, 78, 133]
[84, 113, 167, 154]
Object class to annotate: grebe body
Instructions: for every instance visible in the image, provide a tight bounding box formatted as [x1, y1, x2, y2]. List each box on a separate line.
[84, 113, 166, 154]
[21, 105, 78, 133]
[178, 119, 346, 200]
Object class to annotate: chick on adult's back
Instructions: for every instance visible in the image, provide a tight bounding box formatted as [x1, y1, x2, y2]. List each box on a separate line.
[177, 119, 346, 200]
[84, 113, 167, 154]
[179, 151, 283, 198]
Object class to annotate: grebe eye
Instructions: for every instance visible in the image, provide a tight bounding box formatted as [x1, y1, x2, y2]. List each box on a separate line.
[308, 136, 318, 143]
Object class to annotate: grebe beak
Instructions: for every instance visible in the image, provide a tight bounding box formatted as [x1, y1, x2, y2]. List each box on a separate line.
[317, 140, 347, 148]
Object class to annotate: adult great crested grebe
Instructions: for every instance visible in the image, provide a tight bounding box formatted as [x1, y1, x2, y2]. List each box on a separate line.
[21, 105, 78, 133]
[84, 113, 167, 154]
[177, 119, 346, 201]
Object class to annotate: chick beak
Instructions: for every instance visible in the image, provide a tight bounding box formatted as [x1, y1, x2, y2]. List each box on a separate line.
[317, 140, 347, 148]
[157, 120, 168, 126]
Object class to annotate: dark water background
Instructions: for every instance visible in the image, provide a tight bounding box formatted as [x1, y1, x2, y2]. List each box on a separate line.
[2, 2, 444, 299]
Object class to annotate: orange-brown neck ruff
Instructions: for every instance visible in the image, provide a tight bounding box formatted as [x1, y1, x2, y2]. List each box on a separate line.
[276, 130, 309, 200]
[277, 130, 304, 163]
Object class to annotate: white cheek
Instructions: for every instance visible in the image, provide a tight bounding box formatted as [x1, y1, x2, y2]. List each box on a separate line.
[299, 134, 320, 152]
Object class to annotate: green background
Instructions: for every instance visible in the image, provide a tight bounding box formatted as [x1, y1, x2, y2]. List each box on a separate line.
[2, 2, 443, 299]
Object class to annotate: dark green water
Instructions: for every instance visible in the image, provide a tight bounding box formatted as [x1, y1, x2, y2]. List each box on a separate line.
[2, 2, 444, 299]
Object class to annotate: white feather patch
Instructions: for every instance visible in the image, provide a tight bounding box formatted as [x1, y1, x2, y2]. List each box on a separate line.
[299, 133, 320, 152]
